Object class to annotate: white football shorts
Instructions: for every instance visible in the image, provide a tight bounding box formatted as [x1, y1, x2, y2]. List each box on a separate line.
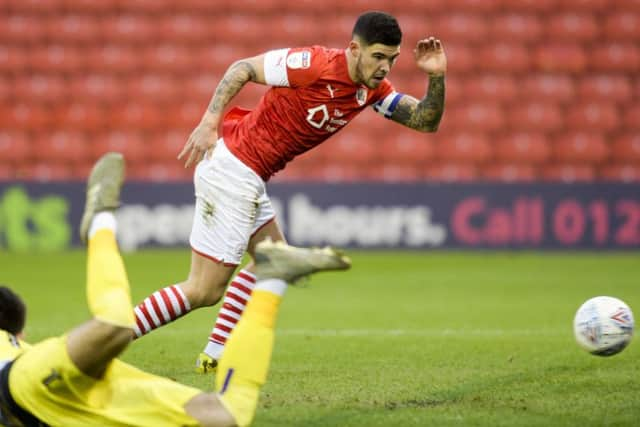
[189, 139, 275, 266]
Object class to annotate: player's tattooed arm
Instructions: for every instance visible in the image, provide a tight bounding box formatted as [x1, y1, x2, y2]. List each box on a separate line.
[391, 74, 445, 132]
[178, 55, 265, 168]
[207, 60, 259, 116]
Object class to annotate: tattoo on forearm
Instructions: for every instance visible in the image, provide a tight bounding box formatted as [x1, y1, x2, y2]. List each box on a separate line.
[393, 75, 445, 132]
[207, 61, 257, 115]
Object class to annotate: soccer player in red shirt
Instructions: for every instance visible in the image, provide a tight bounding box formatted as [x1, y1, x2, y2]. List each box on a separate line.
[131, 11, 447, 373]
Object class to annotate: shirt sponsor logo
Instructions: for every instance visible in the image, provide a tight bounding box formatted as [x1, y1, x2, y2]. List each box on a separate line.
[287, 50, 311, 69]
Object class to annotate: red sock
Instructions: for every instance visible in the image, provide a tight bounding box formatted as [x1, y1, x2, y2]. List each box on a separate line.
[203, 269, 256, 359]
[133, 285, 191, 338]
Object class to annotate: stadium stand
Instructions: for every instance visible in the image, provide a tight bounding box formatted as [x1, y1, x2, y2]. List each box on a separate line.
[0, 2, 638, 181]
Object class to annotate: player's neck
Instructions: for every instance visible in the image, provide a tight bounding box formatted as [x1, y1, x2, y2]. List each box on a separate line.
[344, 48, 361, 85]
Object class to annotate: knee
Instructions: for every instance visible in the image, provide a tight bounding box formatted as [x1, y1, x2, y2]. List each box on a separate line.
[181, 278, 226, 308]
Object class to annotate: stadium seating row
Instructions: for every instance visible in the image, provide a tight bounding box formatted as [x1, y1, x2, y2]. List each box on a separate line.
[2, 159, 639, 183]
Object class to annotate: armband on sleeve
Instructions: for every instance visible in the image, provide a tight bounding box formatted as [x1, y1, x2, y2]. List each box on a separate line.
[373, 91, 403, 119]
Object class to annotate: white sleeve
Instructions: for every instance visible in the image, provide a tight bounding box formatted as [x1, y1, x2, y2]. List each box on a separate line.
[264, 48, 290, 87]
[373, 91, 404, 119]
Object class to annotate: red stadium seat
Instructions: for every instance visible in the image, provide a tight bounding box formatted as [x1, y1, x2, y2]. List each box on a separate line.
[600, 164, 640, 182]
[542, 164, 595, 182]
[87, 44, 140, 74]
[5, 0, 65, 13]
[23, 162, 75, 182]
[521, 74, 575, 104]
[109, 102, 164, 130]
[438, 43, 475, 73]
[428, 14, 488, 42]
[494, 133, 551, 164]
[46, 14, 102, 44]
[142, 44, 193, 74]
[508, 103, 564, 132]
[565, 103, 619, 131]
[29, 45, 86, 73]
[440, 0, 503, 12]
[558, 0, 610, 12]
[324, 134, 378, 163]
[623, 106, 640, 130]
[55, 103, 105, 131]
[463, 74, 517, 103]
[0, 77, 13, 104]
[482, 164, 537, 182]
[0, 164, 16, 180]
[1, 15, 48, 43]
[33, 132, 89, 163]
[577, 75, 633, 103]
[0, 46, 28, 74]
[62, 0, 118, 14]
[366, 163, 424, 182]
[425, 163, 478, 181]
[126, 75, 180, 103]
[553, 132, 609, 164]
[546, 14, 599, 42]
[590, 44, 640, 72]
[148, 131, 188, 162]
[118, 0, 174, 14]
[505, 0, 556, 12]
[306, 163, 367, 183]
[158, 14, 215, 43]
[92, 131, 146, 163]
[611, 134, 640, 163]
[435, 133, 492, 163]
[163, 102, 205, 130]
[14, 75, 67, 103]
[447, 104, 505, 132]
[379, 133, 436, 164]
[479, 43, 531, 72]
[534, 44, 587, 73]
[603, 12, 640, 41]
[129, 162, 191, 182]
[0, 131, 31, 162]
[183, 74, 217, 103]
[490, 14, 543, 42]
[0, 103, 52, 129]
[70, 74, 124, 103]
[102, 15, 156, 44]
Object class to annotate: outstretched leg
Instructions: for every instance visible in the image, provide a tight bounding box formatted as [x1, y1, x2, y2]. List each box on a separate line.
[209, 239, 351, 427]
[66, 153, 134, 378]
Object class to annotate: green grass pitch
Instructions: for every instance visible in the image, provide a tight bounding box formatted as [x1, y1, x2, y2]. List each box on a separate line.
[5, 250, 640, 426]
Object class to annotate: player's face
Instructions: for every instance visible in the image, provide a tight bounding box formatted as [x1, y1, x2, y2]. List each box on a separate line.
[356, 43, 400, 89]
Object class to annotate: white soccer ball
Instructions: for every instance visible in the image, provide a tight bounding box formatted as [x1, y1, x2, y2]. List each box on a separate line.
[574, 296, 634, 356]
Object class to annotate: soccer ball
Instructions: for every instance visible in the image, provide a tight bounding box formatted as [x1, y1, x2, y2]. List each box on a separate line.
[573, 296, 634, 356]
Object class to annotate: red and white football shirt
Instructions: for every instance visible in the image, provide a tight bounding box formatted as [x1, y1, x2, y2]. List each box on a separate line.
[222, 46, 403, 181]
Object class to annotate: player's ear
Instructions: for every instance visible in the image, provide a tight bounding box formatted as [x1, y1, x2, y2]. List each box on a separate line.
[348, 40, 361, 58]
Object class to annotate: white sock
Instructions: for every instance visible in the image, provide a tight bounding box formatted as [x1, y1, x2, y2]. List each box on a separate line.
[89, 211, 117, 238]
[254, 278, 287, 297]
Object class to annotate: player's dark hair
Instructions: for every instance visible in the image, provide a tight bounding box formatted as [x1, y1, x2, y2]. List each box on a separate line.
[352, 11, 402, 47]
[0, 286, 26, 335]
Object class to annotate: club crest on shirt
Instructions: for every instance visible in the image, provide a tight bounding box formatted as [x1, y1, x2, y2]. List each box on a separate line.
[356, 87, 368, 106]
[287, 50, 311, 69]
